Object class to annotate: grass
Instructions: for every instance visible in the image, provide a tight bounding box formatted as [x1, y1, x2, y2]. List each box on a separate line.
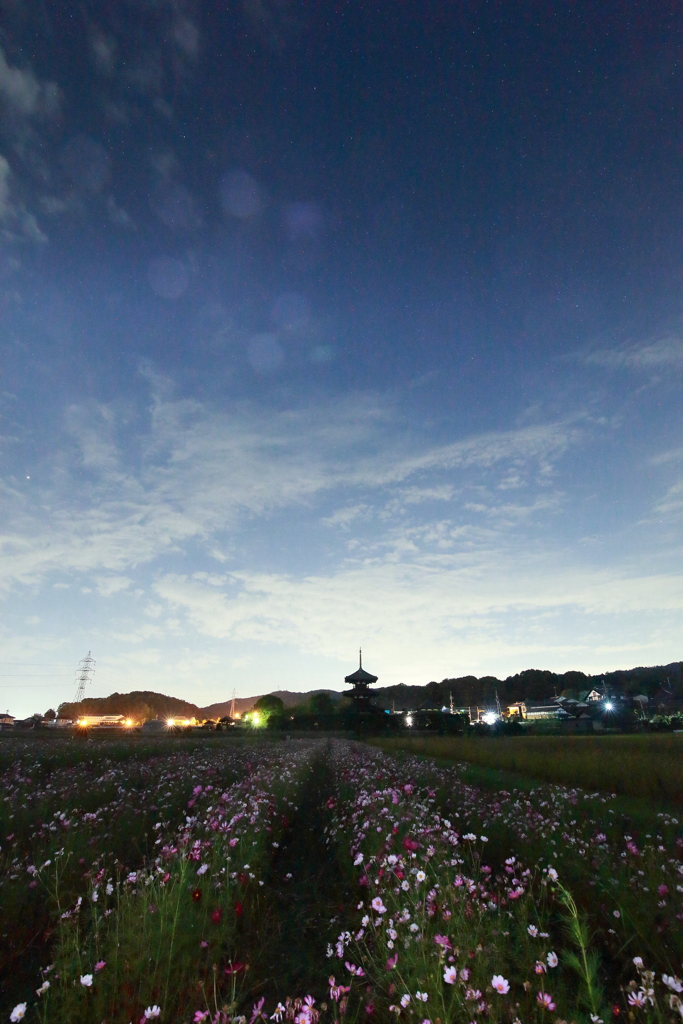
[370, 732, 683, 803]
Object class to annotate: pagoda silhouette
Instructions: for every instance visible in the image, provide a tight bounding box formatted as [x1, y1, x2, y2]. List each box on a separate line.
[344, 649, 379, 712]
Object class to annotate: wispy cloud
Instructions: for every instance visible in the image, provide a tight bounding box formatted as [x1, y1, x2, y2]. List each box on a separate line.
[1, 387, 580, 592]
[586, 336, 683, 372]
[152, 557, 683, 679]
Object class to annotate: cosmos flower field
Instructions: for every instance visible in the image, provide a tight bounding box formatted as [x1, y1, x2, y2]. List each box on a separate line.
[1, 737, 682, 1023]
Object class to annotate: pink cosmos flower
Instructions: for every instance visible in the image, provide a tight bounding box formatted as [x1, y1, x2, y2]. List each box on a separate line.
[194, 1013, 209, 1022]
[95, 960, 106, 972]
[547, 952, 558, 968]
[371, 897, 386, 914]
[10, 1005, 27, 1022]
[491, 975, 510, 994]
[434, 934, 452, 949]
[386, 954, 398, 970]
[537, 992, 556, 1010]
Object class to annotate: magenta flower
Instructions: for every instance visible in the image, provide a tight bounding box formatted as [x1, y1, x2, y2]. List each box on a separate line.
[491, 975, 510, 994]
[537, 992, 556, 1010]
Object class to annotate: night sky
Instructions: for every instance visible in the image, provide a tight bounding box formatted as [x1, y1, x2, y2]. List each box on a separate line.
[2, 1, 682, 715]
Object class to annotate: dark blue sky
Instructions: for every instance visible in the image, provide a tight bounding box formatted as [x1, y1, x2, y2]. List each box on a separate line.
[1, 0, 682, 714]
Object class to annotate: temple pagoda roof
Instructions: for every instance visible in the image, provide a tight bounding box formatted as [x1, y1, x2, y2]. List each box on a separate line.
[344, 649, 378, 684]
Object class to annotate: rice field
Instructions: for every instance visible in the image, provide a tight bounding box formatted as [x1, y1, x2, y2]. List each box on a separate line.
[1, 734, 682, 1023]
[370, 733, 683, 803]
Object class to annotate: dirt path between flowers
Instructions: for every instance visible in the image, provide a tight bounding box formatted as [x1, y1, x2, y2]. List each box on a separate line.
[258, 743, 354, 1005]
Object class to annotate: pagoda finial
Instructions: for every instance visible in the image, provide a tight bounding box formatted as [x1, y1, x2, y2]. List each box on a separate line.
[359, 647, 362, 668]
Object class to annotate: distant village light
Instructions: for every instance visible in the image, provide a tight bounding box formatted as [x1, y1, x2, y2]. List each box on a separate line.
[483, 712, 498, 725]
[405, 714, 413, 727]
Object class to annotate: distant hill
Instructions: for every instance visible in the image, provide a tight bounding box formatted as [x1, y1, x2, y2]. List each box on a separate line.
[58, 691, 202, 722]
[58, 688, 343, 722]
[55, 663, 681, 722]
[201, 689, 341, 718]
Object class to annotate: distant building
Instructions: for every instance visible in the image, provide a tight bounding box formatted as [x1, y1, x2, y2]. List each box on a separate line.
[0, 713, 15, 730]
[76, 714, 128, 728]
[141, 719, 166, 733]
[344, 650, 379, 712]
[506, 701, 567, 721]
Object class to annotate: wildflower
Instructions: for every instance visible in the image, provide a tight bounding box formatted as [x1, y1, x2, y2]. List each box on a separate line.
[271, 1004, 286, 1022]
[211, 908, 222, 924]
[491, 975, 510, 994]
[144, 1007, 161, 1019]
[197, 864, 208, 876]
[658, 884, 669, 897]
[633, 957, 644, 969]
[663, 975, 683, 994]
[10, 1004, 27, 1022]
[371, 897, 386, 914]
[400, 994, 411, 1008]
[386, 954, 398, 970]
[251, 996, 266, 1021]
[547, 952, 558, 968]
[80, 974, 93, 987]
[613, 910, 621, 919]
[415, 870, 426, 883]
[415, 991, 428, 1002]
[194, 1013, 209, 1022]
[224, 962, 246, 975]
[589, 1015, 603, 1023]
[354, 853, 364, 865]
[443, 966, 457, 984]
[535, 961, 547, 974]
[192, 889, 202, 901]
[627, 992, 648, 1008]
[547, 867, 558, 881]
[345, 962, 365, 976]
[95, 960, 106, 972]
[527, 925, 539, 937]
[36, 981, 50, 995]
[434, 934, 452, 949]
[536, 992, 556, 1010]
